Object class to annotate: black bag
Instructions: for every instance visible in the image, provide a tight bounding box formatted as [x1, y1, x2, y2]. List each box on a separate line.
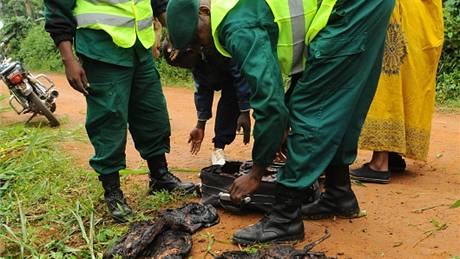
[199, 161, 320, 213]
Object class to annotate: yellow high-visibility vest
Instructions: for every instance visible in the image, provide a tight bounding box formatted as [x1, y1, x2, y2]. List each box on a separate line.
[211, 0, 336, 75]
[73, 0, 154, 49]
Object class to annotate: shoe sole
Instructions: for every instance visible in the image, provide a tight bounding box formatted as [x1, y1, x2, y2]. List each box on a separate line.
[111, 213, 133, 223]
[112, 216, 129, 223]
[302, 214, 358, 220]
[232, 233, 304, 245]
[350, 175, 390, 184]
[302, 211, 362, 220]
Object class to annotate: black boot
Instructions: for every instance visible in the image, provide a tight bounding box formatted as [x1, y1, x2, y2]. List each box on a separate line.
[301, 164, 360, 219]
[99, 172, 133, 222]
[147, 155, 196, 194]
[232, 184, 304, 245]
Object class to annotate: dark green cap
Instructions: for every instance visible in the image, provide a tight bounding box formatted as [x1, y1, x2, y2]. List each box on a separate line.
[166, 0, 200, 50]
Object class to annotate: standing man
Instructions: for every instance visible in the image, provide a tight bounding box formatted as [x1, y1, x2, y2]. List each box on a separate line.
[163, 42, 251, 165]
[166, 0, 394, 244]
[44, 0, 196, 222]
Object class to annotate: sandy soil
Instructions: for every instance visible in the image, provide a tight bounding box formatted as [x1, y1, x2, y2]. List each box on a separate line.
[1, 73, 459, 258]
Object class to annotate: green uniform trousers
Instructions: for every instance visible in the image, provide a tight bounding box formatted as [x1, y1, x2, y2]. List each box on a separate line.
[278, 0, 395, 188]
[81, 53, 171, 175]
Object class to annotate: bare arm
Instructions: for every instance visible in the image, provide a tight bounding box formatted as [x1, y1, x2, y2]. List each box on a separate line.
[58, 41, 89, 95]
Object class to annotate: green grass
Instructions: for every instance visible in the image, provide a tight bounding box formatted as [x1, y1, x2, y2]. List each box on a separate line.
[155, 59, 194, 88]
[436, 98, 460, 113]
[0, 122, 196, 257]
[0, 94, 11, 113]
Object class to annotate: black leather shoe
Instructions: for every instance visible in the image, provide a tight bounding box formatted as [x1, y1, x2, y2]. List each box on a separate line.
[104, 188, 133, 222]
[147, 155, 196, 194]
[149, 168, 196, 194]
[389, 152, 406, 172]
[302, 165, 360, 220]
[232, 184, 304, 244]
[99, 172, 133, 222]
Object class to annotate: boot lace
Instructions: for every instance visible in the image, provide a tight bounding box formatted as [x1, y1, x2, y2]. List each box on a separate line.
[164, 171, 182, 183]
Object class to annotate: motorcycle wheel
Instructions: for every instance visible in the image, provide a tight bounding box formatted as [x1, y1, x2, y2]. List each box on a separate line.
[28, 92, 60, 127]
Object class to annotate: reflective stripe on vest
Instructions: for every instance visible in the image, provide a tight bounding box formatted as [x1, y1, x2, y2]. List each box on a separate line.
[88, 0, 132, 4]
[73, 0, 154, 49]
[211, 0, 336, 75]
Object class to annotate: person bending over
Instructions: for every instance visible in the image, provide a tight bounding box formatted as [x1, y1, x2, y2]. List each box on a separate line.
[164, 41, 251, 165]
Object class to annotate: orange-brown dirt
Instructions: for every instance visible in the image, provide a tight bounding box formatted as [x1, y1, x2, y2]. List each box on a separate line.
[1, 73, 459, 258]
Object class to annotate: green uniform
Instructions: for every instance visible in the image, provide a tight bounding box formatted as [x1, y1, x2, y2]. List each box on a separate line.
[44, 0, 171, 175]
[215, 0, 394, 188]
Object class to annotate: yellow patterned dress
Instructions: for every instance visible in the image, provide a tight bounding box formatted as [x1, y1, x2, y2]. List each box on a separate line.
[358, 0, 444, 160]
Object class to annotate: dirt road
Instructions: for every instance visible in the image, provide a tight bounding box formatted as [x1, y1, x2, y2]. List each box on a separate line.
[1, 73, 459, 258]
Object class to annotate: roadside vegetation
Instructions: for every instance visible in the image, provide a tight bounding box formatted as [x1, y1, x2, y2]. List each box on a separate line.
[0, 121, 196, 257]
[435, 0, 460, 107]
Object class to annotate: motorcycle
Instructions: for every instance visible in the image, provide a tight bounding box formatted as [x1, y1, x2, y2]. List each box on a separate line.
[0, 33, 60, 127]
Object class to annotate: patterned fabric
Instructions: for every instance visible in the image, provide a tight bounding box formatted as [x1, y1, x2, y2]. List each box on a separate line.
[358, 0, 444, 160]
[381, 23, 407, 75]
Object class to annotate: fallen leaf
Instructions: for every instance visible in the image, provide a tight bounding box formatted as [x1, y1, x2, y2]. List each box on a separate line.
[393, 241, 403, 247]
[430, 218, 440, 228]
[357, 210, 368, 218]
[430, 218, 448, 230]
[449, 199, 460, 209]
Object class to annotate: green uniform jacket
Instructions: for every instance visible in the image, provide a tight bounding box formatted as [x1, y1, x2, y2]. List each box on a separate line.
[216, 0, 287, 167]
[44, 0, 167, 66]
[216, 0, 394, 189]
[44, 0, 172, 175]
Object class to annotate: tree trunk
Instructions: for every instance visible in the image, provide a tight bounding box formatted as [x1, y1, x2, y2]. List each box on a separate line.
[24, 0, 34, 18]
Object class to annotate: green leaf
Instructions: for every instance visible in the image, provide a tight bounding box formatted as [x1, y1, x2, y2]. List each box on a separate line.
[393, 241, 403, 247]
[430, 218, 440, 228]
[430, 218, 448, 231]
[449, 199, 460, 209]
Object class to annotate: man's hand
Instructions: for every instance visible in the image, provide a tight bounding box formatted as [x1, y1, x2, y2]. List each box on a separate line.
[151, 18, 162, 60]
[63, 58, 89, 95]
[188, 121, 206, 154]
[236, 111, 251, 144]
[275, 128, 289, 162]
[230, 164, 265, 203]
[58, 41, 89, 95]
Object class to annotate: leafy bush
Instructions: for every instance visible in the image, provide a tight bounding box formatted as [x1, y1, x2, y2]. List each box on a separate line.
[436, 0, 460, 104]
[16, 23, 63, 72]
[156, 58, 193, 87]
[0, 16, 35, 59]
[437, 70, 460, 104]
